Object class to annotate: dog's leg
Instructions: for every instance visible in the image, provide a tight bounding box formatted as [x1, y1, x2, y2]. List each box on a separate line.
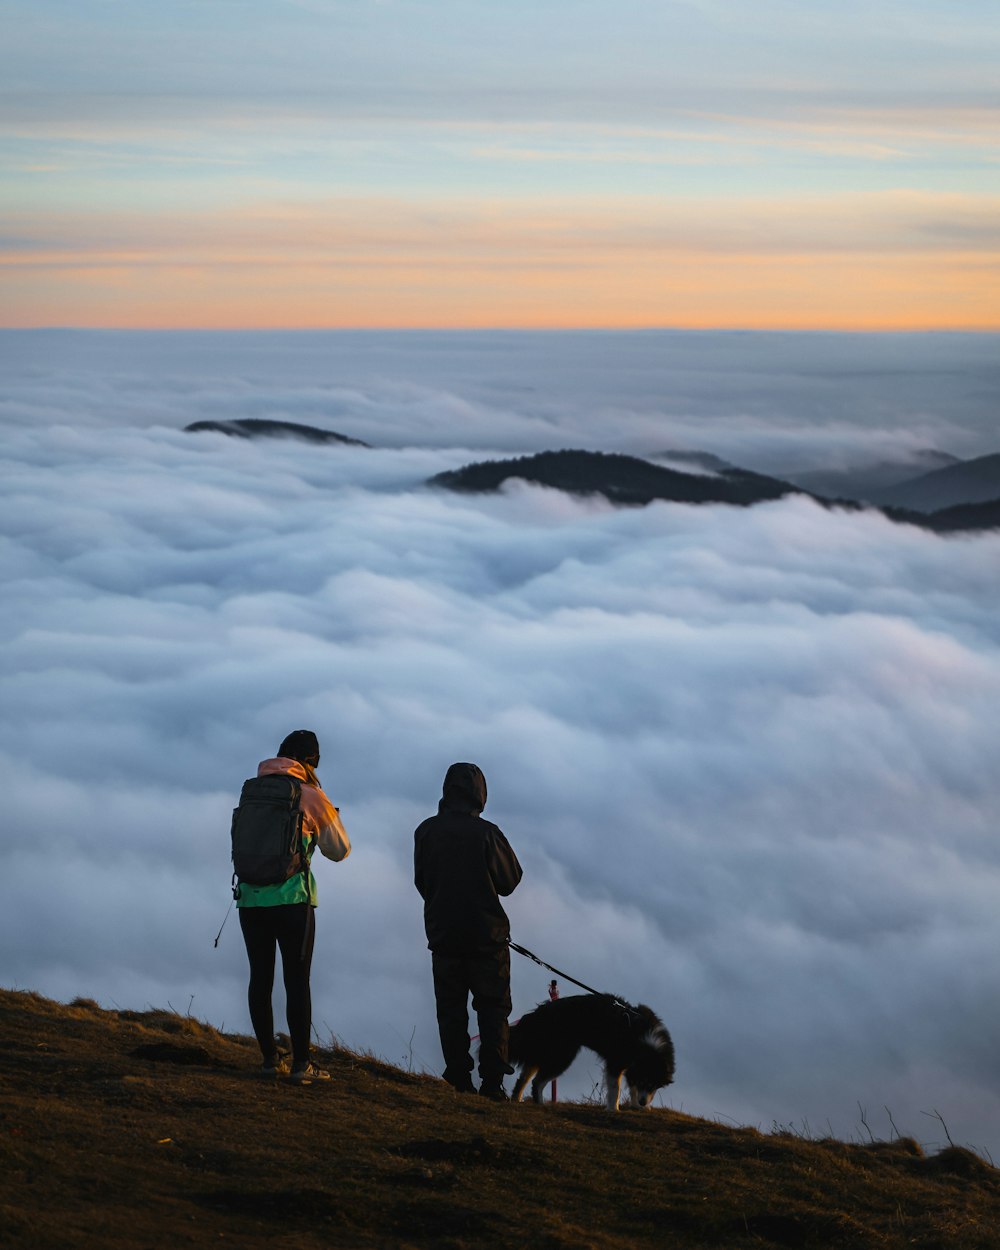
[511, 1065, 537, 1104]
[605, 1066, 623, 1112]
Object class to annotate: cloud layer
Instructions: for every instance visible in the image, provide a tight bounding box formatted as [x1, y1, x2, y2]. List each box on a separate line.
[2, 330, 1000, 1154]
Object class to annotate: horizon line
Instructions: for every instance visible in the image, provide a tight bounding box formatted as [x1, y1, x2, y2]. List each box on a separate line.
[3, 323, 999, 335]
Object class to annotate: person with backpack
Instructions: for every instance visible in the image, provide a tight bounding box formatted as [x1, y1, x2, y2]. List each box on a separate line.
[413, 762, 522, 1100]
[233, 730, 350, 1084]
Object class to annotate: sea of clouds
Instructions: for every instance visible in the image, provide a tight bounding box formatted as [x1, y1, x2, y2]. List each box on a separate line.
[2, 329, 999, 1153]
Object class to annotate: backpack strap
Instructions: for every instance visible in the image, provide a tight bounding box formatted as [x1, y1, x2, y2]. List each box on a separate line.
[298, 819, 314, 960]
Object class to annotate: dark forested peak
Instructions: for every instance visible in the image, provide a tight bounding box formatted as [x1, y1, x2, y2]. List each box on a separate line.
[184, 418, 370, 447]
[430, 447, 1000, 534]
[919, 497, 1000, 534]
[430, 448, 803, 508]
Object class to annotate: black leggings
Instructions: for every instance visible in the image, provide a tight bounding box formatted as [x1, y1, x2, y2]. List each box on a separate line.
[239, 903, 316, 1066]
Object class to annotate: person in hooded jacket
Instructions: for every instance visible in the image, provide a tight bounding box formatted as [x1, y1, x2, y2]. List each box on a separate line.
[413, 762, 523, 1099]
[236, 730, 350, 1084]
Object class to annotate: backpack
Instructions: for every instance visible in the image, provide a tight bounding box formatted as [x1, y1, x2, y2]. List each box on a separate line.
[230, 774, 308, 898]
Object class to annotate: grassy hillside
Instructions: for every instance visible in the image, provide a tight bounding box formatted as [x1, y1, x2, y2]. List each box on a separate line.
[2, 988, 998, 1249]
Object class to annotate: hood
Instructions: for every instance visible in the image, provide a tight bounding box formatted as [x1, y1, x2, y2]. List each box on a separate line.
[440, 761, 487, 813]
[258, 756, 309, 782]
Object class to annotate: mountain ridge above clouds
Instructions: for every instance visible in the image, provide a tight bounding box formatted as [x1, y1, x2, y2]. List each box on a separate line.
[430, 449, 800, 508]
[184, 418, 370, 446]
[780, 448, 962, 504]
[177, 419, 1000, 533]
[915, 496, 1000, 533]
[875, 452, 1000, 513]
[429, 448, 1000, 534]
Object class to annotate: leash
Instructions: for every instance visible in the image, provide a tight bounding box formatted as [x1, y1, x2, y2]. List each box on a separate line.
[508, 940, 603, 996]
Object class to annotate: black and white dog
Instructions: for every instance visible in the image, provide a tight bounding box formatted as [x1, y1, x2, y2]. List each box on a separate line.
[509, 993, 675, 1111]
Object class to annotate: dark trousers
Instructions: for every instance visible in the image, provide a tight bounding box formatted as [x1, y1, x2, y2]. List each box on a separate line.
[239, 903, 315, 1066]
[431, 946, 512, 1088]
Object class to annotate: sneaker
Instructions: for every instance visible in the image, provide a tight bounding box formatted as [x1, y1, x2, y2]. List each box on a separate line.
[261, 1056, 290, 1079]
[289, 1062, 331, 1086]
[478, 1084, 509, 1102]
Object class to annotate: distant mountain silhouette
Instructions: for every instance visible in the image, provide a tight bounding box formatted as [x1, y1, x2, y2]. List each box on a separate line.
[185, 418, 369, 446]
[431, 449, 1000, 534]
[876, 453, 1000, 512]
[785, 449, 961, 504]
[431, 449, 800, 507]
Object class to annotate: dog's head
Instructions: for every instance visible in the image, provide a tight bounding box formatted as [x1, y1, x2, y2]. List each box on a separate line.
[625, 1020, 675, 1108]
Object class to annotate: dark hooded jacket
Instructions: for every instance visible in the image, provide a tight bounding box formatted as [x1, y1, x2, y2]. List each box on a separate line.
[413, 763, 522, 954]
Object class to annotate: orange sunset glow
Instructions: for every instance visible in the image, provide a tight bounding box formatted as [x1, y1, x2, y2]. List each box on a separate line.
[5, 0, 1000, 332]
[4, 191, 999, 330]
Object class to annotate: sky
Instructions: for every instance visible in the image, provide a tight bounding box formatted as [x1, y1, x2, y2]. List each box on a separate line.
[2, 328, 1000, 1156]
[3, 0, 999, 329]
